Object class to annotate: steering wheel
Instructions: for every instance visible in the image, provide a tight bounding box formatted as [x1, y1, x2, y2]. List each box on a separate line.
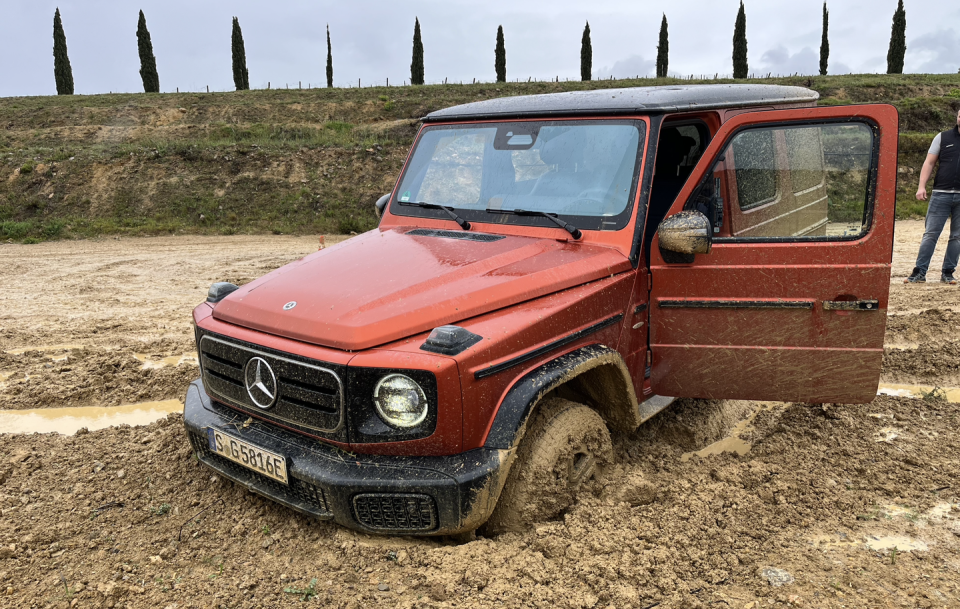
[575, 188, 609, 203]
[560, 188, 612, 214]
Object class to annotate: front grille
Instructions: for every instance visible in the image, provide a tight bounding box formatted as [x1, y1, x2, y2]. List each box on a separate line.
[189, 433, 331, 516]
[198, 333, 344, 436]
[352, 493, 438, 532]
[407, 228, 505, 242]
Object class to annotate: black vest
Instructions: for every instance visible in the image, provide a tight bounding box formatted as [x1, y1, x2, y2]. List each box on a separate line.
[933, 126, 960, 191]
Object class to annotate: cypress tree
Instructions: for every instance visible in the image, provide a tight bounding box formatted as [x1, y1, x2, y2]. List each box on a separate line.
[886, 0, 906, 74]
[137, 10, 160, 93]
[581, 22, 592, 81]
[495, 25, 506, 83]
[326, 24, 333, 88]
[411, 18, 424, 85]
[231, 17, 250, 91]
[656, 14, 669, 78]
[819, 3, 829, 76]
[732, 1, 748, 79]
[52, 8, 74, 95]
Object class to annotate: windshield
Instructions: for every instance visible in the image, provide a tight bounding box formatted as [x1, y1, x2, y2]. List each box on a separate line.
[391, 120, 645, 231]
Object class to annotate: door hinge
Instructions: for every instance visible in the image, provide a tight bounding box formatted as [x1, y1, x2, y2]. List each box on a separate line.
[646, 349, 652, 367]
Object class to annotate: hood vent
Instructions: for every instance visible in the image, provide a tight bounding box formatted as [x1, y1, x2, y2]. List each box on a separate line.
[407, 228, 505, 242]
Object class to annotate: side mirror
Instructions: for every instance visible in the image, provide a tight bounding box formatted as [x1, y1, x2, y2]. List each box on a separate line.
[658, 210, 713, 255]
[375, 194, 390, 219]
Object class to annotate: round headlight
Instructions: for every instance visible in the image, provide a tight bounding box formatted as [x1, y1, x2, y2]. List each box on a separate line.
[373, 374, 428, 428]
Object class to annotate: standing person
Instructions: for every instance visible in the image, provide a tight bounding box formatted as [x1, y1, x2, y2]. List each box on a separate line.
[905, 108, 960, 284]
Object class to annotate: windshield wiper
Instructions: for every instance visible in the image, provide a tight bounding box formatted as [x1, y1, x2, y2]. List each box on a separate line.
[399, 201, 470, 230]
[484, 208, 582, 240]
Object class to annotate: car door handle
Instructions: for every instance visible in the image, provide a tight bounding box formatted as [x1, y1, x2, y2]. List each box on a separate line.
[822, 300, 879, 311]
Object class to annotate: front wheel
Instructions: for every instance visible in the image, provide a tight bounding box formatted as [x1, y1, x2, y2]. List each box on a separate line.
[483, 398, 612, 534]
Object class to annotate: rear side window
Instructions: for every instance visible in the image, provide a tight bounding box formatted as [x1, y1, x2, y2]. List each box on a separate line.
[688, 121, 876, 240]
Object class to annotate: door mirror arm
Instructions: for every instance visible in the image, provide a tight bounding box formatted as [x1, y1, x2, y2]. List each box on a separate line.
[375, 194, 390, 219]
[657, 210, 713, 261]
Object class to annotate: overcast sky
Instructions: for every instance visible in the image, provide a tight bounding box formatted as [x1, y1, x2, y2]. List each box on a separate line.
[1, 0, 958, 97]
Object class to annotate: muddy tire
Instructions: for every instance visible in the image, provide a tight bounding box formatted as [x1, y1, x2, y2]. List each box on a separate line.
[483, 398, 612, 534]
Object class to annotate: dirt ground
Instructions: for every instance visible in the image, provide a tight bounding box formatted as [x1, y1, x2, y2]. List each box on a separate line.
[1, 221, 959, 609]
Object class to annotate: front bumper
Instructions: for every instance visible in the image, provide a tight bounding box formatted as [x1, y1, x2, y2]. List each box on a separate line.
[183, 379, 505, 535]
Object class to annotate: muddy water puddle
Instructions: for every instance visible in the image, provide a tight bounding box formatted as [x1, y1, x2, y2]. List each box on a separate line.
[682, 436, 753, 461]
[3, 344, 198, 371]
[812, 502, 957, 554]
[0, 400, 182, 435]
[133, 353, 198, 369]
[681, 402, 783, 462]
[865, 535, 929, 552]
[877, 383, 960, 402]
[884, 341, 921, 350]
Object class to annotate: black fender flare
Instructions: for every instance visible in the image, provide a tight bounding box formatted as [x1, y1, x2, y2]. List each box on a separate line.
[483, 344, 640, 451]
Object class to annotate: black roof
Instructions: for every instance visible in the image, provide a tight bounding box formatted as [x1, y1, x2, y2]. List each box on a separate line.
[423, 84, 818, 122]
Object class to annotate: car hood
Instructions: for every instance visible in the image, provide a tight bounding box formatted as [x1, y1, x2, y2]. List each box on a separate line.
[212, 227, 632, 351]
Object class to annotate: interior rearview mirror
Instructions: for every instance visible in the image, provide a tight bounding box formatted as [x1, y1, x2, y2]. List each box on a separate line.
[375, 194, 390, 219]
[658, 211, 713, 255]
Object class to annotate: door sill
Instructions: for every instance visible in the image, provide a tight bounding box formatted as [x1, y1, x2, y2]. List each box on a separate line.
[637, 395, 675, 424]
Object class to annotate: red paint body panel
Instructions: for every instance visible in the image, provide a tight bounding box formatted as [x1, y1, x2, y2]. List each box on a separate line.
[649, 104, 898, 403]
[455, 274, 635, 449]
[212, 227, 631, 351]
[362, 272, 635, 450]
[653, 345, 882, 402]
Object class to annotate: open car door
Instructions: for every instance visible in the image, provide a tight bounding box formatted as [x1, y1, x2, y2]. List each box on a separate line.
[649, 104, 898, 403]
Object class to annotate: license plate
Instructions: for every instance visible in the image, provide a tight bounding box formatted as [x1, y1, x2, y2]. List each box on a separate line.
[206, 428, 288, 484]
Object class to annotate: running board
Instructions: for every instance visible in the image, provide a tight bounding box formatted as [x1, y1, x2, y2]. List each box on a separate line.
[637, 395, 675, 424]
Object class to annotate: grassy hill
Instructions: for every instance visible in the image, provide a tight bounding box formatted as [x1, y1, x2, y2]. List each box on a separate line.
[1, 73, 958, 243]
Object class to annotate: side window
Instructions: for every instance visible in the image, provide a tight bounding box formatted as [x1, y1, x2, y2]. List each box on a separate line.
[689, 121, 875, 240]
[785, 128, 825, 193]
[731, 129, 778, 210]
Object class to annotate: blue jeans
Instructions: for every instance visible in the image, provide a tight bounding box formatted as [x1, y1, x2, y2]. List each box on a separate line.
[915, 191, 960, 275]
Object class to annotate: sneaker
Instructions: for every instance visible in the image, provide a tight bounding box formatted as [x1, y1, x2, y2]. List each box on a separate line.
[942, 272, 958, 285]
[904, 268, 926, 283]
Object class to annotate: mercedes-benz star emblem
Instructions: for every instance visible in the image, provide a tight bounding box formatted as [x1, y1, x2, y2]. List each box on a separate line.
[244, 357, 278, 409]
[283, 301, 297, 310]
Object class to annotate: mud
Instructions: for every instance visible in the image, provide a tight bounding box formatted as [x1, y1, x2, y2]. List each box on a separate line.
[0, 235, 348, 411]
[679, 402, 781, 462]
[1, 220, 960, 608]
[0, 401, 182, 435]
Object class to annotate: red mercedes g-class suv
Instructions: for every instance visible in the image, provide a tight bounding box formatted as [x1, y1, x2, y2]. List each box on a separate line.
[183, 84, 898, 536]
